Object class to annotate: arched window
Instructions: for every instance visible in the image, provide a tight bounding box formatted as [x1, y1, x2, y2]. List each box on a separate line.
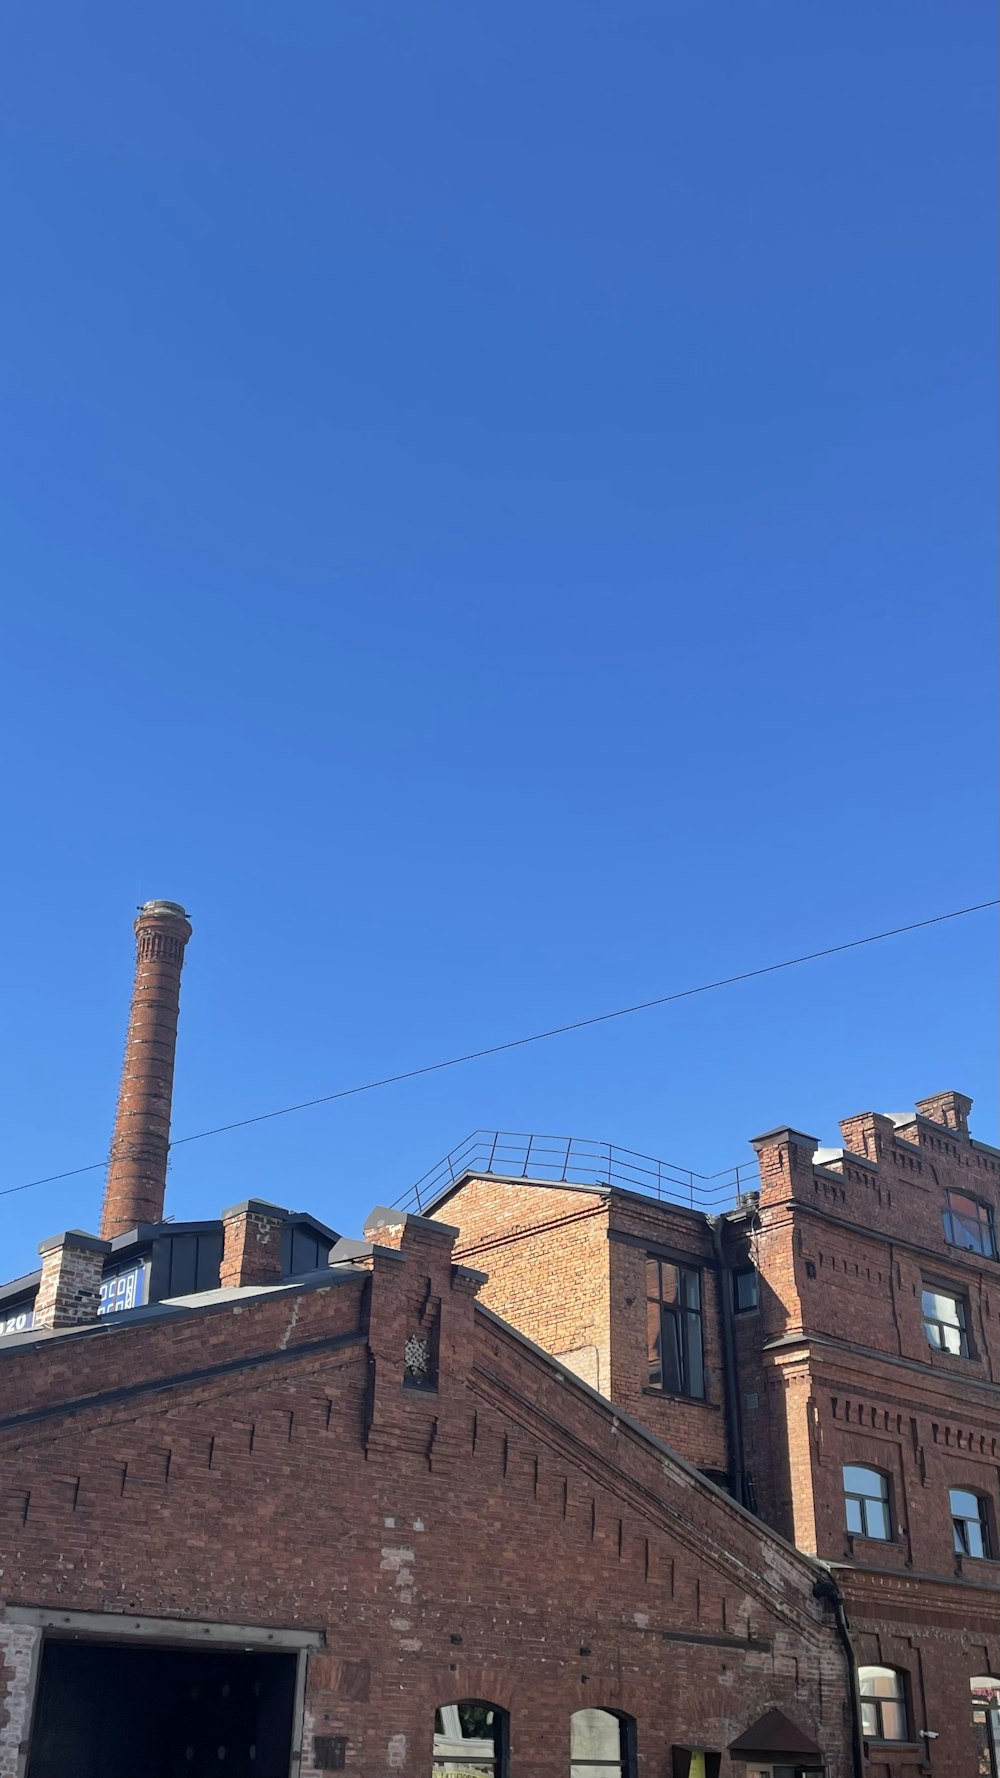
[570, 1708, 637, 1776]
[970, 1677, 1000, 1778]
[843, 1465, 891, 1539]
[951, 1488, 994, 1559]
[858, 1668, 907, 1743]
[433, 1700, 508, 1775]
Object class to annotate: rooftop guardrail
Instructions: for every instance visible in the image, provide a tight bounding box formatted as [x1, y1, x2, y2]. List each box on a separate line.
[393, 1130, 760, 1216]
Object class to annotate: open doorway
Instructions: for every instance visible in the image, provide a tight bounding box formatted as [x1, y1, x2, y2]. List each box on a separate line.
[27, 1638, 297, 1778]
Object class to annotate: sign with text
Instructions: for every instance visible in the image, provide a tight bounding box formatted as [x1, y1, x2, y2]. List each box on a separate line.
[98, 1262, 150, 1316]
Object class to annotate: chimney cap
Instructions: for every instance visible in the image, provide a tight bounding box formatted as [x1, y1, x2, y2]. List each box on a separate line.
[139, 899, 189, 918]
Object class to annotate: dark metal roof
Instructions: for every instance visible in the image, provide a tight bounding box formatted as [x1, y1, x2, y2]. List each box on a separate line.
[729, 1709, 823, 1759]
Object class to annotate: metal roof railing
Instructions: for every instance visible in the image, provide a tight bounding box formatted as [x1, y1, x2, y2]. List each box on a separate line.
[393, 1130, 760, 1216]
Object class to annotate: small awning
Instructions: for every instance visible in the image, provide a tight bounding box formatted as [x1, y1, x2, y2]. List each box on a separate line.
[729, 1709, 824, 1761]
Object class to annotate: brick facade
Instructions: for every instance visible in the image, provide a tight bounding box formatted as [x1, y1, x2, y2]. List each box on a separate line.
[0, 1213, 849, 1777]
[431, 1095, 1000, 1778]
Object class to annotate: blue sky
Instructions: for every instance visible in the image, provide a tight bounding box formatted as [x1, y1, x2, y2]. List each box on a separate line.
[1, 0, 996, 1277]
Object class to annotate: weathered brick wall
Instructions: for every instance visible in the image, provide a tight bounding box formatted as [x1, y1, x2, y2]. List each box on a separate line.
[431, 1178, 614, 1393]
[0, 1233, 850, 1778]
[845, 1576, 1000, 1778]
[434, 1179, 733, 1475]
[606, 1197, 729, 1475]
[749, 1102, 1000, 1777]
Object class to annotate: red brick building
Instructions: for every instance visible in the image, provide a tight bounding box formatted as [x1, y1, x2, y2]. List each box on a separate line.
[0, 1198, 851, 1778]
[2, 901, 995, 1777]
[0, 905, 851, 1778]
[423, 1098, 1000, 1778]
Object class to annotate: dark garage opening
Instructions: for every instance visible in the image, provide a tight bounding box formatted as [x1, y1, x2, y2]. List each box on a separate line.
[28, 1638, 297, 1778]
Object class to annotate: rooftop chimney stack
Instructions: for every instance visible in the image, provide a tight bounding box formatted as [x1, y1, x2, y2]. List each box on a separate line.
[100, 900, 192, 1240]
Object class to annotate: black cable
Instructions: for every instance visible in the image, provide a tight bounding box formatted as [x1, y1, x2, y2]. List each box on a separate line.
[2, 897, 996, 1201]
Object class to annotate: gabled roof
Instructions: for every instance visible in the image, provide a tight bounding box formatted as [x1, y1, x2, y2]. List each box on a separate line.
[729, 1708, 823, 1758]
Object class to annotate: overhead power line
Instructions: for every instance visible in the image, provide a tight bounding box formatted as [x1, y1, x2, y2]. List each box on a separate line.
[2, 897, 996, 1203]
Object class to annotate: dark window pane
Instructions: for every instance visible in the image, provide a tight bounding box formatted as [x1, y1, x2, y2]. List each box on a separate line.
[659, 1266, 680, 1306]
[733, 1268, 758, 1312]
[646, 1303, 662, 1385]
[966, 1521, 986, 1559]
[682, 1268, 701, 1310]
[662, 1314, 684, 1394]
[685, 1312, 705, 1398]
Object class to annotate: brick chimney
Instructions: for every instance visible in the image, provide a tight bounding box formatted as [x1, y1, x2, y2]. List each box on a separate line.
[35, 1231, 111, 1330]
[100, 901, 193, 1240]
[220, 1201, 287, 1289]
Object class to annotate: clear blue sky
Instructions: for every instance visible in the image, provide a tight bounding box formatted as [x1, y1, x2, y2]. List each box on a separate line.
[1, 0, 996, 1277]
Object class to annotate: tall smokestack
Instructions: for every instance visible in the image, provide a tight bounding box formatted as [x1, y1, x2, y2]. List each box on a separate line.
[100, 900, 193, 1240]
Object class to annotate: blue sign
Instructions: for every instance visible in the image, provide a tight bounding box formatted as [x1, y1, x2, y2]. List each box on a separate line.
[98, 1262, 150, 1316]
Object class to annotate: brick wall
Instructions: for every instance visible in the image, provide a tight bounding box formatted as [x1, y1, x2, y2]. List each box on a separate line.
[432, 1177, 614, 1393]
[434, 1178, 733, 1476]
[748, 1100, 1000, 1777]
[606, 1196, 729, 1475]
[0, 1223, 849, 1778]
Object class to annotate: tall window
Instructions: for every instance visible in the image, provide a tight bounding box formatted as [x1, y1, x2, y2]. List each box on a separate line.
[433, 1701, 508, 1775]
[943, 1192, 997, 1259]
[858, 1667, 907, 1742]
[570, 1708, 636, 1776]
[646, 1259, 704, 1399]
[951, 1489, 993, 1559]
[921, 1284, 968, 1355]
[843, 1465, 891, 1540]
